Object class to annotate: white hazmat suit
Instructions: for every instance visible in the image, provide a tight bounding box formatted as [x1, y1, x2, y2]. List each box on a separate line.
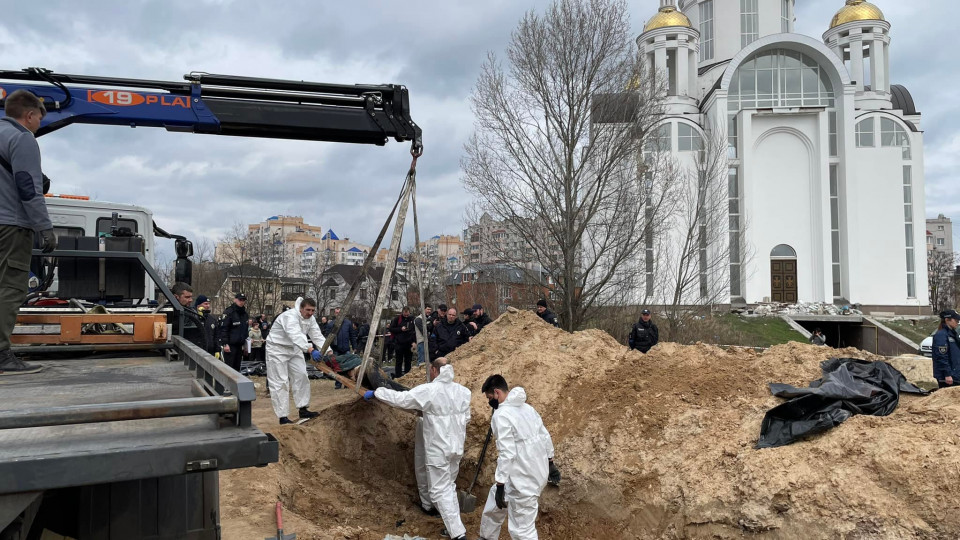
[265, 298, 325, 419]
[479, 387, 555, 540]
[374, 364, 471, 539]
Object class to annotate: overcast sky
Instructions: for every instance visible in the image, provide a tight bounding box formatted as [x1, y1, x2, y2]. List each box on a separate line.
[1, 0, 956, 261]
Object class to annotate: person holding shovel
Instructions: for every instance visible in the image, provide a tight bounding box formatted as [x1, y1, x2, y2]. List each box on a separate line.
[363, 357, 471, 540]
[478, 375, 558, 540]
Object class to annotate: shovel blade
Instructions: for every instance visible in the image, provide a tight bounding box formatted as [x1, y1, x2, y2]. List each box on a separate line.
[265, 532, 296, 540]
[458, 490, 477, 513]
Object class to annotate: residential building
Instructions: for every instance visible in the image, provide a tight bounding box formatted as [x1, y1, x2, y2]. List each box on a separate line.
[623, 0, 927, 311]
[462, 213, 559, 268]
[212, 264, 312, 318]
[317, 264, 409, 317]
[927, 214, 953, 253]
[445, 263, 554, 318]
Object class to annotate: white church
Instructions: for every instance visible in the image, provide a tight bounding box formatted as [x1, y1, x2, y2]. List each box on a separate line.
[637, 0, 927, 312]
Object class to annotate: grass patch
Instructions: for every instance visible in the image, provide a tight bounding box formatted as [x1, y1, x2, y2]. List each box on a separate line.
[874, 318, 939, 345]
[714, 314, 806, 348]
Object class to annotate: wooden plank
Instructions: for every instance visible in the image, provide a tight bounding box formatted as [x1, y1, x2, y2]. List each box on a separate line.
[133, 319, 153, 342]
[61, 317, 82, 342]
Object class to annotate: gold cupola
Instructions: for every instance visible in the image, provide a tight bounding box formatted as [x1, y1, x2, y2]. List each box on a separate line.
[643, 4, 692, 33]
[829, 0, 885, 29]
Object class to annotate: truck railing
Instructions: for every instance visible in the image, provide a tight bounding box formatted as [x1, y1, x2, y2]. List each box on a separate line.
[0, 336, 255, 431]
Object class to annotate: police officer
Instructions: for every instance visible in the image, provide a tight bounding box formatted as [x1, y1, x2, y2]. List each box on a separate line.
[932, 309, 960, 389]
[629, 309, 659, 353]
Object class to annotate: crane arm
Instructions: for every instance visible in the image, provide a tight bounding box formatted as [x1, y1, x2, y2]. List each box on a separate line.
[0, 67, 422, 151]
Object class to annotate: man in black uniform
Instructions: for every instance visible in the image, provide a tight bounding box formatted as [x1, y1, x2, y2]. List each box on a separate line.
[629, 309, 659, 353]
[195, 294, 219, 355]
[389, 306, 416, 378]
[218, 293, 249, 371]
[535, 299, 559, 328]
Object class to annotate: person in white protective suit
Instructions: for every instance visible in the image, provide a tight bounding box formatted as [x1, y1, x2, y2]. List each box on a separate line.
[363, 357, 471, 540]
[265, 296, 324, 425]
[478, 374, 560, 540]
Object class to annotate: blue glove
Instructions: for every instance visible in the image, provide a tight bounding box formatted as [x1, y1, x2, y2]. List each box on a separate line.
[311, 349, 321, 361]
[364, 390, 375, 401]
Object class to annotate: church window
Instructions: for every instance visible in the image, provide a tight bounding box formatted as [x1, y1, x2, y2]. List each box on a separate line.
[903, 165, 916, 298]
[678, 123, 703, 152]
[830, 165, 842, 299]
[644, 123, 672, 159]
[781, 0, 791, 33]
[828, 111, 838, 157]
[728, 114, 738, 158]
[728, 167, 742, 298]
[700, 0, 715, 62]
[728, 49, 835, 110]
[880, 117, 911, 159]
[855, 118, 874, 147]
[740, 0, 759, 48]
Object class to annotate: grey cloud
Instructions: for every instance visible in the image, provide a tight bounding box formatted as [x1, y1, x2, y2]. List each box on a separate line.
[2, 0, 957, 262]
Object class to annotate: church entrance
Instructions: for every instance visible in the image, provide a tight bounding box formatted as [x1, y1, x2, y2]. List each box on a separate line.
[770, 245, 798, 303]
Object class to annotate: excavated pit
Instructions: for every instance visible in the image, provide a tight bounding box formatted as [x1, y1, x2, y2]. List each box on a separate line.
[221, 309, 960, 539]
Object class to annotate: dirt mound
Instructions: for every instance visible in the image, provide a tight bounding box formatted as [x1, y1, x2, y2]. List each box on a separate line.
[223, 309, 960, 539]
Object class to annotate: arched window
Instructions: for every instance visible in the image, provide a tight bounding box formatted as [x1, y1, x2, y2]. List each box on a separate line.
[856, 118, 875, 147]
[643, 123, 672, 158]
[770, 244, 797, 258]
[678, 123, 703, 152]
[728, 49, 835, 110]
[880, 117, 911, 159]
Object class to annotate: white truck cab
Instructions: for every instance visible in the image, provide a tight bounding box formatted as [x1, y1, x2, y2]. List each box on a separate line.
[42, 195, 158, 301]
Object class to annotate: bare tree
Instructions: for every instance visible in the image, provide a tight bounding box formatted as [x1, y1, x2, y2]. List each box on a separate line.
[929, 248, 957, 313]
[652, 129, 746, 340]
[462, 0, 667, 331]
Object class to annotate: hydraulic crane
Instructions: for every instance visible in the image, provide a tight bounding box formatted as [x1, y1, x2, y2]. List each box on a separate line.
[0, 66, 422, 540]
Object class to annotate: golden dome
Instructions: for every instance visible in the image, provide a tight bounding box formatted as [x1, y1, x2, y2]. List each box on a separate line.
[829, 0, 885, 28]
[643, 6, 692, 32]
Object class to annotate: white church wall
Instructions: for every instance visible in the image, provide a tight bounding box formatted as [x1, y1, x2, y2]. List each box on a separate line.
[845, 145, 916, 305]
[742, 113, 827, 304]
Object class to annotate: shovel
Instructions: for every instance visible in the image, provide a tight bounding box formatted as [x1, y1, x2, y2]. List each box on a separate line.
[458, 426, 493, 513]
[266, 501, 296, 540]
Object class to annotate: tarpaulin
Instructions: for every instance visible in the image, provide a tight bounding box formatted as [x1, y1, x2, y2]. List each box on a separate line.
[756, 358, 927, 449]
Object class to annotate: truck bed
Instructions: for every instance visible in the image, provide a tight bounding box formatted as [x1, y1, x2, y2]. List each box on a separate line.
[0, 340, 277, 494]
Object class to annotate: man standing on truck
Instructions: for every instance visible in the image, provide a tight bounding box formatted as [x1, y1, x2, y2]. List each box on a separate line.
[171, 283, 207, 351]
[0, 90, 57, 375]
[266, 297, 323, 424]
[218, 293, 249, 372]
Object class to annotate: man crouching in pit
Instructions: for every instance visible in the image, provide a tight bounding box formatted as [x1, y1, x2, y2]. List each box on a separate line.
[265, 297, 322, 424]
[363, 357, 471, 540]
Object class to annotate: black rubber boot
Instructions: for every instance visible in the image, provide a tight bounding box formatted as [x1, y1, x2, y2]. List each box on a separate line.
[298, 407, 319, 419]
[279, 417, 294, 425]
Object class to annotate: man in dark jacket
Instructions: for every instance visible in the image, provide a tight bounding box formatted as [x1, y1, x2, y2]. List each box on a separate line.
[535, 299, 559, 328]
[331, 315, 358, 355]
[196, 295, 219, 355]
[430, 308, 471, 358]
[0, 90, 56, 375]
[171, 283, 207, 351]
[932, 309, 960, 388]
[629, 309, 659, 353]
[471, 304, 493, 333]
[218, 293, 249, 371]
[390, 307, 416, 378]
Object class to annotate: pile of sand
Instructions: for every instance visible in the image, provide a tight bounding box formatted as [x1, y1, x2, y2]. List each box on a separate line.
[222, 309, 960, 539]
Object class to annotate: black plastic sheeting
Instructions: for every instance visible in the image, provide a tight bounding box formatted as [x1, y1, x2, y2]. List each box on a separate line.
[756, 358, 927, 449]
